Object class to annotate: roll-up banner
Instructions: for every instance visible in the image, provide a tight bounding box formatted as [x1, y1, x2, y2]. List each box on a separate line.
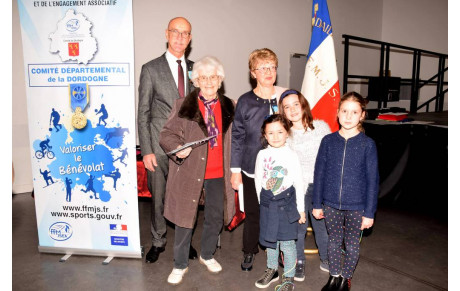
[17, 0, 141, 258]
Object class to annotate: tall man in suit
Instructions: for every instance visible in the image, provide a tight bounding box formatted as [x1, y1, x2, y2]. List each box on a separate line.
[138, 17, 197, 263]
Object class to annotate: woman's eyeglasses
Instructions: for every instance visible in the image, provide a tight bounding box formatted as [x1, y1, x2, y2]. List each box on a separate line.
[197, 75, 219, 83]
[253, 66, 277, 74]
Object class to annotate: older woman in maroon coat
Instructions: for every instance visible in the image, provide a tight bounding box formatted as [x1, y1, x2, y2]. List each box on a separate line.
[159, 56, 235, 285]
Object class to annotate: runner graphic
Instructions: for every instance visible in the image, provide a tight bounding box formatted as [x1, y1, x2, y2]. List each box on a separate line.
[81, 174, 99, 199]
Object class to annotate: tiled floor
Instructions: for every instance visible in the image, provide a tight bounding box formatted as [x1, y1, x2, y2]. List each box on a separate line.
[12, 193, 447, 291]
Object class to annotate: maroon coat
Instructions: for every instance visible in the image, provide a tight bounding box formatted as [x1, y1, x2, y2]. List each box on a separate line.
[159, 89, 235, 229]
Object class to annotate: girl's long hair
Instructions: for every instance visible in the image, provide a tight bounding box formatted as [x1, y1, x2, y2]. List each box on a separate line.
[278, 89, 315, 132]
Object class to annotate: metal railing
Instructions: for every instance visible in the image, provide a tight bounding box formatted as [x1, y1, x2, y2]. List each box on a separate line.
[342, 34, 448, 113]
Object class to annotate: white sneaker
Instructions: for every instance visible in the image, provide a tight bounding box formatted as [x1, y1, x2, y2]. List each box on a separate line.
[199, 256, 222, 273]
[167, 267, 188, 285]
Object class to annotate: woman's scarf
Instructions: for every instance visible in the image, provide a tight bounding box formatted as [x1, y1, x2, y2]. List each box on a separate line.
[199, 93, 219, 148]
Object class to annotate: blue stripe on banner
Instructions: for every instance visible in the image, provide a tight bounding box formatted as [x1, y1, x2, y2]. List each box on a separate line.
[307, 0, 334, 60]
[17, 0, 44, 54]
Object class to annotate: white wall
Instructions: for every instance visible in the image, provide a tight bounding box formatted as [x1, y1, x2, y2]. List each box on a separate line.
[377, 0, 448, 110]
[12, 0, 448, 193]
[12, 0, 32, 194]
[331, 0, 383, 93]
[132, 0, 311, 100]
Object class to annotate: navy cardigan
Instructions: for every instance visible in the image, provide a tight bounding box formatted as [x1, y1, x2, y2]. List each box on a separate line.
[312, 131, 379, 218]
[230, 90, 277, 174]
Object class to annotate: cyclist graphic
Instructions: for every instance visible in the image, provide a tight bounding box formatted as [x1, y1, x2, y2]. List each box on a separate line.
[35, 138, 55, 159]
[39, 138, 51, 152]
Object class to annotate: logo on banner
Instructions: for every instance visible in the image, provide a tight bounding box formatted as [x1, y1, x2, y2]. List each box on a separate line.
[68, 43, 79, 56]
[110, 224, 128, 246]
[69, 83, 89, 129]
[49, 9, 97, 64]
[111, 236, 128, 246]
[70, 83, 87, 101]
[110, 224, 127, 231]
[66, 19, 80, 32]
[49, 222, 73, 241]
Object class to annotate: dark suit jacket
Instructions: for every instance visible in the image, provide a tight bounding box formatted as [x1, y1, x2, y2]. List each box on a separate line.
[138, 53, 194, 157]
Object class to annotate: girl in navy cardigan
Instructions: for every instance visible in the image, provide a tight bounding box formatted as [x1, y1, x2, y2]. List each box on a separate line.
[312, 92, 379, 291]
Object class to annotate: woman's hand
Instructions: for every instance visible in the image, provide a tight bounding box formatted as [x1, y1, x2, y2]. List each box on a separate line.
[298, 212, 306, 224]
[312, 208, 324, 220]
[175, 146, 192, 159]
[361, 217, 374, 230]
[231, 172, 242, 190]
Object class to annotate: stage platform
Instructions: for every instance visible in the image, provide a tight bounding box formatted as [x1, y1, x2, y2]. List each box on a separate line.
[406, 111, 448, 126]
[363, 110, 448, 220]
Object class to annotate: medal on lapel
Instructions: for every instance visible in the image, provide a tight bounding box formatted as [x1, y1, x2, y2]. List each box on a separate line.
[69, 83, 89, 129]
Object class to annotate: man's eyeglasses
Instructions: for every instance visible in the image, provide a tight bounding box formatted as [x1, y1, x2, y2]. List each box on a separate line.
[168, 29, 191, 38]
[254, 66, 277, 74]
[198, 75, 219, 83]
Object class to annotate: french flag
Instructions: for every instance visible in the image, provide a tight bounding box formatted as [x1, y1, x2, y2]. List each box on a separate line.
[110, 224, 128, 231]
[301, 0, 340, 132]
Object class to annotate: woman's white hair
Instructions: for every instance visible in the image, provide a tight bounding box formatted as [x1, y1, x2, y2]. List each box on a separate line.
[191, 56, 225, 88]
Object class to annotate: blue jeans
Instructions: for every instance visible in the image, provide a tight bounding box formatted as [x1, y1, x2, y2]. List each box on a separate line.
[296, 184, 329, 262]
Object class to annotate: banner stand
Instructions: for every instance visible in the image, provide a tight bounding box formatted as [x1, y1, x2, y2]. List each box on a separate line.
[18, 0, 142, 260]
[39, 245, 143, 263]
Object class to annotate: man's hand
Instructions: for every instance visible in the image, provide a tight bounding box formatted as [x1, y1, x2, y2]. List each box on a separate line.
[231, 172, 242, 190]
[143, 153, 158, 172]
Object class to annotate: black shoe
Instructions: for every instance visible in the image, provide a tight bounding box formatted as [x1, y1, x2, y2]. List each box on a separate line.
[321, 275, 342, 291]
[294, 260, 305, 282]
[145, 246, 165, 263]
[241, 253, 255, 271]
[278, 277, 295, 291]
[189, 245, 198, 260]
[337, 276, 351, 291]
[255, 268, 279, 288]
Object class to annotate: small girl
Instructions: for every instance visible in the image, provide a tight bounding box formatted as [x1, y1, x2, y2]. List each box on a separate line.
[312, 92, 379, 291]
[278, 89, 331, 281]
[254, 114, 306, 291]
